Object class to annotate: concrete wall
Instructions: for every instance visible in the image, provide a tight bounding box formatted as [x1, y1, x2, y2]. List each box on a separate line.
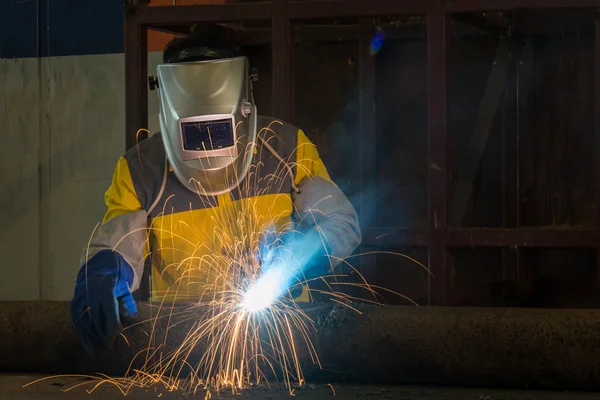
[0, 52, 163, 301]
[0, 58, 42, 300]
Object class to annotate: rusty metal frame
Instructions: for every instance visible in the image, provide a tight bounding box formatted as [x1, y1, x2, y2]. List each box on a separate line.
[125, 0, 600, 305]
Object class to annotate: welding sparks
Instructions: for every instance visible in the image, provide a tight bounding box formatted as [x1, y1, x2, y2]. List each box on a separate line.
[31, 119, 430, 397]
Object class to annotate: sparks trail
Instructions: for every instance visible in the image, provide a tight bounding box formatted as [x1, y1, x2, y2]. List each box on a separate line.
[32, 119, 430, 396]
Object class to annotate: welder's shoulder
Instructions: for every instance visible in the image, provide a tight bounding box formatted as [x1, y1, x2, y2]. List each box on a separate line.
[257, 115, 302, 154]
[122, 133, 167, 176]
[257, 115, 301, 139]
[118, 133, 167, 210]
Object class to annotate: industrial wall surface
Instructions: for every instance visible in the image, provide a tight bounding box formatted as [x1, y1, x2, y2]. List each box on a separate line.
[0, 0, 166, 301]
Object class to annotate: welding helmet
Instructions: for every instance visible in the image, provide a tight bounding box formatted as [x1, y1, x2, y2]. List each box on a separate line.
[155, 25, 258, 196]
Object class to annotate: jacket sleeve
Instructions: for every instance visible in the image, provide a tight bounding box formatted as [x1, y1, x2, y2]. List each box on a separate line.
[291, 129, 362, 272]
[80, 156, 150, 292]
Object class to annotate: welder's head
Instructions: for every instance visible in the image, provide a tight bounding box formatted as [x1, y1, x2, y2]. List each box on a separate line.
[155, 24, 258, 196]
[163, 24, 242, 64]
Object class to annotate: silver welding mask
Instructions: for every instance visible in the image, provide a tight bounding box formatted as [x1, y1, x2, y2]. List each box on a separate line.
[156, 56, 257, 196]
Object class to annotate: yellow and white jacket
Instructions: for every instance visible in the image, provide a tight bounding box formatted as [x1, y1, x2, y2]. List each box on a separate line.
[81, 116, 361, 303]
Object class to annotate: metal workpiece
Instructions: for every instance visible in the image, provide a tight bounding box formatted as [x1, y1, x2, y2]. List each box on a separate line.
[2, 301, 600, 391]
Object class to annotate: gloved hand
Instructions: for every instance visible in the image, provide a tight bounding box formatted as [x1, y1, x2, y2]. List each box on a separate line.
[279, 228, 332, 282]
[70, 249, 140, 352]
[257, 226, 332, 291]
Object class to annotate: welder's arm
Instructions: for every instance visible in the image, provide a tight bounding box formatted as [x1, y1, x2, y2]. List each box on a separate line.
[289, 130, 362, 280]
[71, 157, 149, 352]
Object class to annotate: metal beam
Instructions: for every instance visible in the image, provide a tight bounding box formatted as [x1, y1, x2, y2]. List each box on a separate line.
[148, 25, 194, 37]
[447, 0, 600, 12]
[272, 0, 291, 120]
[124, 2, 151, 297]
[427, 9, 450, 306]
[124, 7, 148, 149]
[138, 3, 272, 25]
[135, 1, 600, 26]
[149, 22, 492, 44]
[501, 36, 523, 306]
[595, 21, 600, 290]
[287, 0, 438, 19]
[448, 228, 600, 248]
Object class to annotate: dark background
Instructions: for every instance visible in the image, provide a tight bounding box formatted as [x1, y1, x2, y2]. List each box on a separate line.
[240, 10, 599, 308]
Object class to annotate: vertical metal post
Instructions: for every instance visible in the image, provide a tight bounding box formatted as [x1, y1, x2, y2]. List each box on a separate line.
[595, 21, 600, 293]
[289, 22, 297, 125]
[427, 9, 449, 306]
[515, 40, 535, 304]
[124, 7, 150, 300]
[125, 7, 149, 150]
[358, 20, 377, 283]
[501, 38, 522, 306]
[272, 0, 291, 121]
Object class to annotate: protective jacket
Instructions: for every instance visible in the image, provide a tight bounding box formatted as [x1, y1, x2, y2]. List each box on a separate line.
[81, 116, 362, 303]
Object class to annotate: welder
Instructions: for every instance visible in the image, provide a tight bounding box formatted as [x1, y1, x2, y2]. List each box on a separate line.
[70, 24, 361, 352]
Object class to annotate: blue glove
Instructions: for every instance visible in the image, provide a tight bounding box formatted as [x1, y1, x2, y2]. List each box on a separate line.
[70, 249, 140, 352]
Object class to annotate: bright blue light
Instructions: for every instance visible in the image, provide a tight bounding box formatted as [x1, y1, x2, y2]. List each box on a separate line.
[242, 225, 328, 312]
[242, 268, 287, 312]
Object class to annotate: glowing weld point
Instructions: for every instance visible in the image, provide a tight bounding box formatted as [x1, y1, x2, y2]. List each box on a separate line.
[242, 268, 287, 312]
